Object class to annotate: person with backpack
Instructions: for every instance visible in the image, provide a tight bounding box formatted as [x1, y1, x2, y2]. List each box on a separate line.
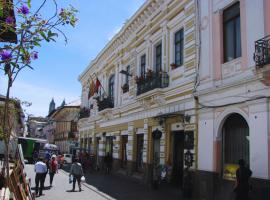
[69, 158, 84, 192]
[49, 155, 58, 187]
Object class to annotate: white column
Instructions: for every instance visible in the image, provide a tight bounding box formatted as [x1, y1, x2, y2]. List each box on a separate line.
[143, 120, 148, 163]
[127, 122, 134, 161]
[161, 20, 169, 71]
[249, 99, 269, 179]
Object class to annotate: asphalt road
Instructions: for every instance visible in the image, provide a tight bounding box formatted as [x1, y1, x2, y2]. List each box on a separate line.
[25, 164, 115, 200]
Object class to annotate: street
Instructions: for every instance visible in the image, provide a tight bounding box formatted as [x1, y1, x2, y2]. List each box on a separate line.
[25, 164, 184, 200]
[25, 164, 113, 200]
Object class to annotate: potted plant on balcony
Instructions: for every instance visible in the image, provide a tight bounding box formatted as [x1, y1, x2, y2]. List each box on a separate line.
[135, 75, 144, 84]
[146, 69, 153, 80]
[121, 83, 129, 93]
[170, 63, 177, 70]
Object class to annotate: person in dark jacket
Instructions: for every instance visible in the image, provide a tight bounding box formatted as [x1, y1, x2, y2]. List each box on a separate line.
[69, 158, 84, 192]
[234, 159, 252, 200]
[104, 153, 112, 174]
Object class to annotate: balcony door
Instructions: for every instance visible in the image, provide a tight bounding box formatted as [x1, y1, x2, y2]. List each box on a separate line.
[108, 74, 115, 104]
[155, 43, 162, 72]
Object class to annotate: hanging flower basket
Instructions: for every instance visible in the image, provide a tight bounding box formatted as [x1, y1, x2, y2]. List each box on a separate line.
[146, 69, 153, 80]
[135, 76, 144, 84]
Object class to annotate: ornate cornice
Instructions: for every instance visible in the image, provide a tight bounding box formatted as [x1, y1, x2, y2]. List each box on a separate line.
[79, 0, 171, 81]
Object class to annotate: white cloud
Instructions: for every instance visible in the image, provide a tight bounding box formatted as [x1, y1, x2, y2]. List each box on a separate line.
[0, 78, 80, 117]
[107, 26, 122, 41]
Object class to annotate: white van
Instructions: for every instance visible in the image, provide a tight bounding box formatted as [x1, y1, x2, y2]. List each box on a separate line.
[63, 154, 73, 164]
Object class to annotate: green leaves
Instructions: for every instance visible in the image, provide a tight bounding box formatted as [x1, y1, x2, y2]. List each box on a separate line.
[0, 2, 3, 18]
[0, 0, 78, 78]
[27, 0, 31, 8]
[39, 30, 58, 42]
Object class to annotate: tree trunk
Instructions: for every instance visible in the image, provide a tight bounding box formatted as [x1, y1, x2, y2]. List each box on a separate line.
[2, 76, 12, 186]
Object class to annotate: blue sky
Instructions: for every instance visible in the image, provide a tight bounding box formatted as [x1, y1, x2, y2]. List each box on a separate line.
[0, 0, 145, 117]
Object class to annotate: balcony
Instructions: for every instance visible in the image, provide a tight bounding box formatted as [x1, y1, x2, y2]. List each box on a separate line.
[254, 35, 270, 67]
[79, 107, 90, 119]
[97, 96, 114, 111]
[254, 35, 270, 85]
[136, 71, 169, 96]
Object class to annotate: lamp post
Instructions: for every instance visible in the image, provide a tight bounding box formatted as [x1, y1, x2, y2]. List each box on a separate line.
[119, 70, 132, 77]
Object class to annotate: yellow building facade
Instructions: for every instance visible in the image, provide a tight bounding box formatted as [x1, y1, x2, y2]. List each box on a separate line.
[51, 105, 80, 153]
[78, 0, 198, 185]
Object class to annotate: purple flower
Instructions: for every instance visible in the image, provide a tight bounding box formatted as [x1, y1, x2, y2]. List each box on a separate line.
[31, 51, 38, 60]
[5, 16, 14, 25]
[19, 5, 29, 15]
[0, 50, 12, 61]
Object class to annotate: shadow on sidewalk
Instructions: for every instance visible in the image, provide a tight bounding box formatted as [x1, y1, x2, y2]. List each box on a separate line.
[62, 165, 190, 200]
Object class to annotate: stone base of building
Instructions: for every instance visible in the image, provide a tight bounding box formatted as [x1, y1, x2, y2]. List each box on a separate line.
[193, 170, 270, 200]
[108, 160, 154, 185]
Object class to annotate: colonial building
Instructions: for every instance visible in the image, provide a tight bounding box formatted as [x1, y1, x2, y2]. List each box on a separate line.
[196, 0, 270, 199]
[50, 100, 80, 153]
[78, 0, 198, 186]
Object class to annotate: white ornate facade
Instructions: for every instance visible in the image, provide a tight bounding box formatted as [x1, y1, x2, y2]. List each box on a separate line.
[79, 0, 198, 184]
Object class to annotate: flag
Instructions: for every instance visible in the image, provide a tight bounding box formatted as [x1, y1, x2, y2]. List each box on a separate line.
[95, 78, 101, 93]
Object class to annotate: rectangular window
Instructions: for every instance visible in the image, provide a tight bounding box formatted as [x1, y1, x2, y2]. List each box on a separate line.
[140, 54, 146, 77]
[155, 43, 162, 72]
[223, 2, 241, 63]
[175, 29, 184, 67]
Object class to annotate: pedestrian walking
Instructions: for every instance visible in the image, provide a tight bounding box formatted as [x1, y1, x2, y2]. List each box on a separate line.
[69, 158, 84, 192]
[104, 153, 112, 174]
[34, 158, 47, 197]
[49, 155, 58, 187]
[234, 159, 252, 200]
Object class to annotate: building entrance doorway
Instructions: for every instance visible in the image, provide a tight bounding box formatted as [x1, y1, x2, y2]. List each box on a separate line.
[105, 136, 113, 156]
[222, 113, 249, 179]
[121, 135, 128, 168]
[136, 134, 144, 172]
[172, 131, 185, 187]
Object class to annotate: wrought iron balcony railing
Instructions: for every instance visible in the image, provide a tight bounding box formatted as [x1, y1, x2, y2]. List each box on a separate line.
[136, 71, 169, 96]
[254, 35, 270, 67]
[97, 96, 114, 111]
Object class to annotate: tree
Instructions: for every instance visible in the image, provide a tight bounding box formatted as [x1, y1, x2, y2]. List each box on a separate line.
[0, 0, 77, 184]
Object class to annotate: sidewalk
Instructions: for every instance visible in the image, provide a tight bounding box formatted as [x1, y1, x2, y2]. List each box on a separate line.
[63, 165, 187, 200]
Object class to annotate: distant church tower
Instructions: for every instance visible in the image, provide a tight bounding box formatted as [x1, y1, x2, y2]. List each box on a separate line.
[49, 98, 55, 114]
[61, 99, 66, 107]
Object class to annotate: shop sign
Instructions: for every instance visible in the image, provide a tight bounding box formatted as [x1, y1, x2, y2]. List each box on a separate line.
[184, 124, 195, 131]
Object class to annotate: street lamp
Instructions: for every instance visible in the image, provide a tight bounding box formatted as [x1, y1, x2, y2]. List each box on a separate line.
[119, 70, 132, 77]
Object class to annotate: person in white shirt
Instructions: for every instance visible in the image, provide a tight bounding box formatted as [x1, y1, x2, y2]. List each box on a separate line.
[34, 158, 47, 196]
